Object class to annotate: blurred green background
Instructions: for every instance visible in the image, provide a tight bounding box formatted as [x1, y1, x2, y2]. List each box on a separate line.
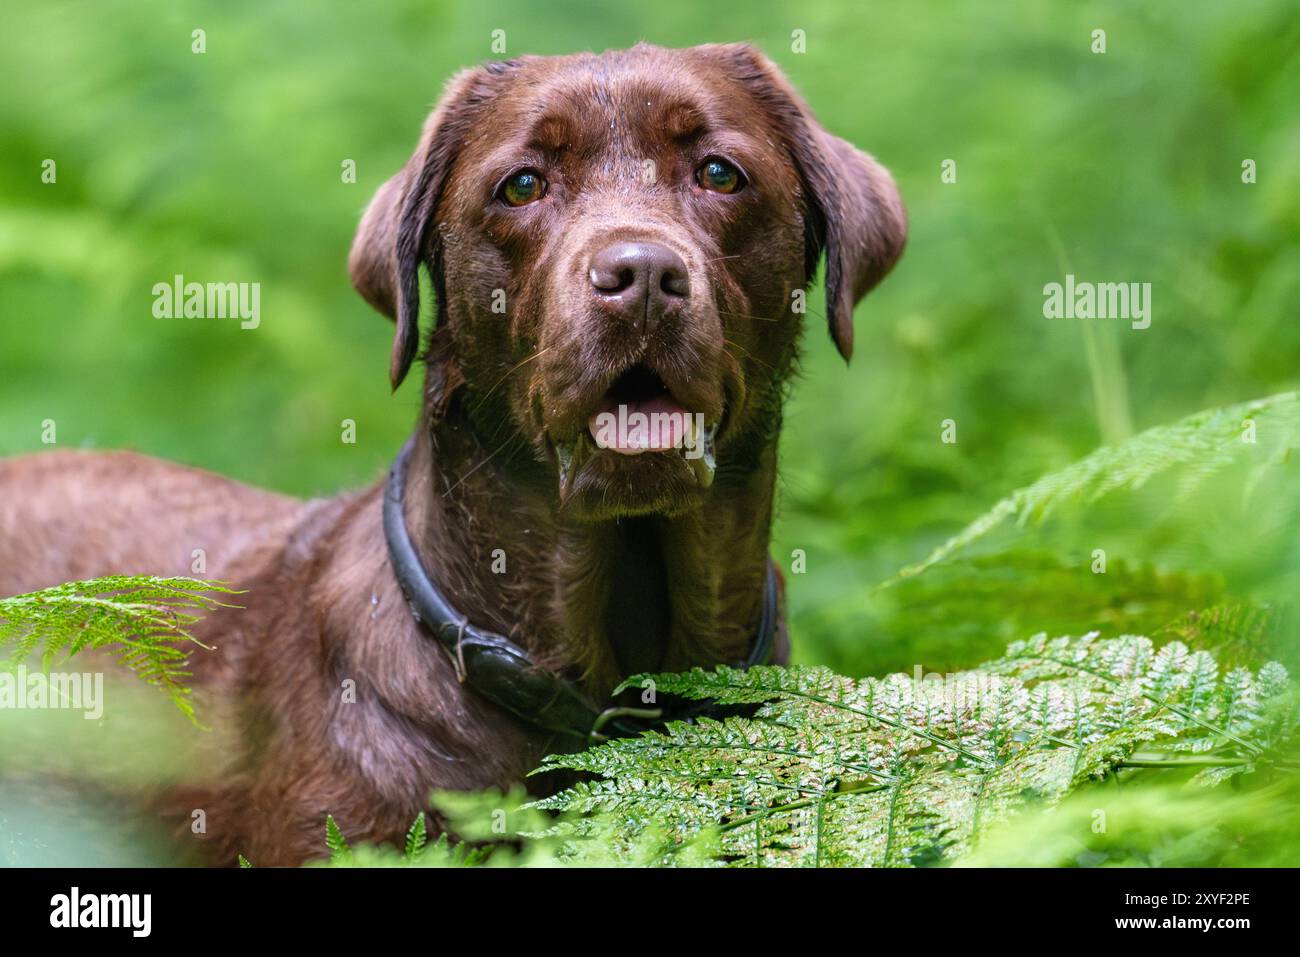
[2, 0, 1298, 681]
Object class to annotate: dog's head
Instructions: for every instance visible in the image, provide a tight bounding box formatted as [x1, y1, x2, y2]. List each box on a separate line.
[350, 43, 905, 520]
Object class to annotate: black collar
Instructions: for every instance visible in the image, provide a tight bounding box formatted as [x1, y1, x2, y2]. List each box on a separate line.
[382, 436, 777, 742]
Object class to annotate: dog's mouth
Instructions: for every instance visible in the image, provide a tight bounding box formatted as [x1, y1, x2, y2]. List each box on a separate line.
[587, 365, 692, 453]
[552, 363, 719, 508]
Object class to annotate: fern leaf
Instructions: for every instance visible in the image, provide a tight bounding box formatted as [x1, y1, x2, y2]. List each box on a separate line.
[0, 576, 239, 723]
[889, 391, 1300, 583]
[312, 818, 493, 868]
[404, 812, 427, 861]
[325, 815, 351, 863]
[537, 635, 1296, 867]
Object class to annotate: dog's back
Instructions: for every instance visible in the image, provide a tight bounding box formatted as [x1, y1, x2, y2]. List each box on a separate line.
[0, 450, 303, 601]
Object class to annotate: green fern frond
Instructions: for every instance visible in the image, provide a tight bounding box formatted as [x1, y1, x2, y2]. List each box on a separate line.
[237, 854, 251, 868]
[534, 635, 1296, 867]
[890, 391, 1300, 583]
[0, 575, 239, 723]
[861, 548, 1228, 676]
[404, 812, 427, 861]
[956, 740, 1300, 867]
[425, 833, 492, 867]
[315, 812, 491, 868]
[325, 814, 351, 863]
[1157, 603, 1284, 667]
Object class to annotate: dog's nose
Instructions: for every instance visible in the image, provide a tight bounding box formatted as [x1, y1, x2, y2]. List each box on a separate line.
[589, 242, 689, 331]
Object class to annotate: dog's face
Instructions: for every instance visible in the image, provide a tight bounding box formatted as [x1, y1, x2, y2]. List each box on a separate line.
[350, 44, 905, 520]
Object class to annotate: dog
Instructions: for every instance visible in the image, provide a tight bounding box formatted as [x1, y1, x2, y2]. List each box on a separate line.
[0, 42, 905, 865]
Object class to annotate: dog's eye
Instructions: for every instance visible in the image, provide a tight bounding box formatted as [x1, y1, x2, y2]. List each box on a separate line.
[697, 158, 744, 194]
[499, 171, 546, 206]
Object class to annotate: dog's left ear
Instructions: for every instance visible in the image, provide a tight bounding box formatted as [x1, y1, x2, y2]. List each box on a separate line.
[349, 63, 517, 390]
[706, 44, 907, 361]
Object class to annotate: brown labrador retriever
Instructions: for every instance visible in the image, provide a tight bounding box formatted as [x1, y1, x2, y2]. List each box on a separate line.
[0, 43, 904, 865]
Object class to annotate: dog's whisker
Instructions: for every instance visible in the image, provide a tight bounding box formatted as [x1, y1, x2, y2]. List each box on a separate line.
[720, 309, 784, 324]
[443, 433, 520, 495]
[723, 337, 778, 373]
[471, 346, 552, 415]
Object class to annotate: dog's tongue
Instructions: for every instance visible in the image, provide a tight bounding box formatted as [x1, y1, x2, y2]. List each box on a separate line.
[588, 395, 691, 455]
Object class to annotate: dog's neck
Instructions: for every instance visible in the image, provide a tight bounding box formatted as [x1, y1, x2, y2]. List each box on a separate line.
[399, 384, 778, 699]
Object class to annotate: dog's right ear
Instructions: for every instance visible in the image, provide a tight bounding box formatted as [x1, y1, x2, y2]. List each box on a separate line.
[349, 64, 516, 390]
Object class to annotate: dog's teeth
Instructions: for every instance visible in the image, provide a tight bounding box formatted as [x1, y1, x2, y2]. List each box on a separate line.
[685, 422, 717, 488]
[687, 452, 715, 488]
[682, 415, 699, 449]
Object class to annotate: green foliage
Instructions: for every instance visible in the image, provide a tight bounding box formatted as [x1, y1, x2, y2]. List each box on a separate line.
[314, 788, 724, 868]
[0, 575, 237, 723]
[864, 549, 1230, 675]
[956, 747, 1300, 867]
[316, 632, 1296, 869]
[403, 812, 427, 861]
[311, 811, 491, 869]
[527, 636, 1295, 867]
[891, 391, 1300, 584]
[1159, 603, 1288, 669]
[324, 814, 350, 864]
